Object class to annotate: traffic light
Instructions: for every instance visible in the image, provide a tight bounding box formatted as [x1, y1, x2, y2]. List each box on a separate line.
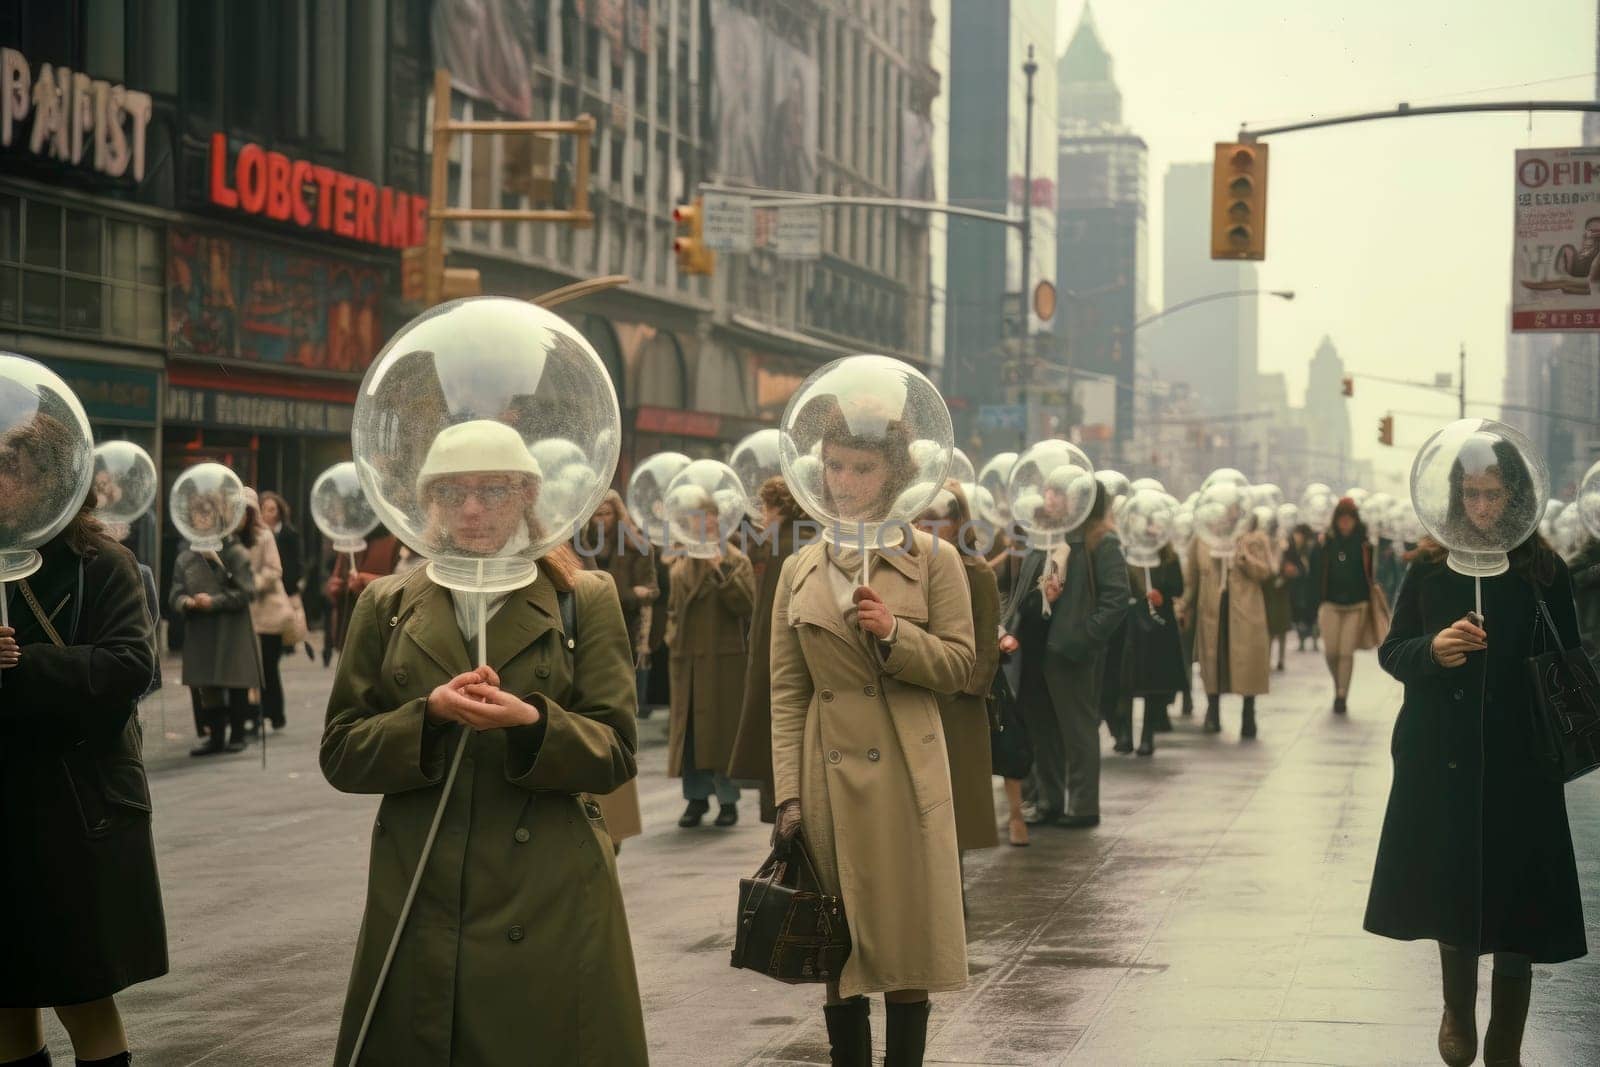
[672, 199, 716, 276]
[1379, 415, 1395, 447]
[1341, 376, 1354, 397]
[1211, 141, 1269, 260]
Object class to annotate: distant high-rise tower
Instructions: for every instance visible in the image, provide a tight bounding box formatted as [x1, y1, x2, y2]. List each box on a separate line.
[1056, 2, 1146, 449]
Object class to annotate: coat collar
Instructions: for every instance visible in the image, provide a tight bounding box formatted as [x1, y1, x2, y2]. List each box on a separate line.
[397, 565, 562, 675]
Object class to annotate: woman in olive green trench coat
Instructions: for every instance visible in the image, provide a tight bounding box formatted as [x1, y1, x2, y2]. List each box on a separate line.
[320, 551, 647, 1066]
[664, 545, 755, 823]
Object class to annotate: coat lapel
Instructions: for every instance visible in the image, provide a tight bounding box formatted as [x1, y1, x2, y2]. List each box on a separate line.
[785, 548, 856, 646]
[399, 576, 474, 678]
[487, 574, 561, 672]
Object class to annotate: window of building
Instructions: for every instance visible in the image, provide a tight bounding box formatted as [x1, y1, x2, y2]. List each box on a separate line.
[561, 0, 580, 66]
[632, 48, 647, 111]
[180, 1, 221, 122]
[84, 0, 125, 81]
[127, 0, 179, 95]
[1, 194, 162, 345]
[585, 27, 602, 81]
[313, 0, 349, 149]
[533, 3, 550, 54]
[226, 2, 278, 137]
[610, 131, 625, 186]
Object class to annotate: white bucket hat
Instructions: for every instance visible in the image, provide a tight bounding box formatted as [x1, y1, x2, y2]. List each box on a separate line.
[417, 419, 543, 500]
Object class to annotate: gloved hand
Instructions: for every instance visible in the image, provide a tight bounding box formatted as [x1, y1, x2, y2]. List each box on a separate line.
[773, 799, 803, 845]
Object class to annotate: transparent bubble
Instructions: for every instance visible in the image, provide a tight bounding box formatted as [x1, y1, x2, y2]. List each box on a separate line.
[1540, 498, 1567, 541]
[170, 463, 246, 553]
[1195, 479, 1253, 556]
[1130, 477, 1166, 494]
[1201, 468, 1250, 494]
[779, 355, 952, 546]
[311, 462, 381, 554]
[1300, 483, 1336, 530]
[1364, 491, 1396, 543]
[1007, 439, 1096, 548]
[916, 480, 996, 552]
[350, 297, 621, 594]
[92, 441, 158, 541]
[664, 460, 749, 558]
[1391, 501, 1425, 545]
[1251, 504, 1277, 537]
[1117, 488, 1177, 567]
[1173, 505, 1196, 547]
[1576, 460, 1600, 543]
[1249, 483, 1285, 510]
[1409, 418, 1548, 577]
[0, 354, 95, 580]
[1095, 469, 1131, 503]
[976, 452, 1017, 527]
[1345, 487, 1370, 508]
[628, 452, 692, 548]
[1276, 502, 1300, 532]
[729, 428, 782, 514]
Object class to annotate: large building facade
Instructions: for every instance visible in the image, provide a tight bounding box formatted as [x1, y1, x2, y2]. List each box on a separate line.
[942, 0, 1057, 455]
[1055, 3, 1145, 453]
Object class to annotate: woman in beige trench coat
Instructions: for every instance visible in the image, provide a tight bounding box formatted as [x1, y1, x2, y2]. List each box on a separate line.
[771, 414, 976, 1067]
[1184, 526, 1273, 740]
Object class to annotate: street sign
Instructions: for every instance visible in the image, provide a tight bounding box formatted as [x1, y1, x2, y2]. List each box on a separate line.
[1033, 280, 1056, 322]
[978, 404, 1027, 431]
[702, 192, 753, 253]
[775, 206, 823, 259]
[1512, 145, 1600, 331]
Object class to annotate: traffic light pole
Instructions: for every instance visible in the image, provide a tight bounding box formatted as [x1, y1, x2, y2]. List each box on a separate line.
[1239, 100, 1600, 141]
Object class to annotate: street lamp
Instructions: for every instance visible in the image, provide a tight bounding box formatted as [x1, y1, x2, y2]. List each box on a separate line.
[1134, 288, 1295, 331]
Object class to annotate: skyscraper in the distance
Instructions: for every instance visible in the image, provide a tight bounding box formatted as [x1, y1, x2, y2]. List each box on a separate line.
[1148, 163, 1259, 418]
[1056, 2, 1146, 451]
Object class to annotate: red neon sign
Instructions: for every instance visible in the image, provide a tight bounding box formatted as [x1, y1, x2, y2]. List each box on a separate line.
[207, 133, 426, 249]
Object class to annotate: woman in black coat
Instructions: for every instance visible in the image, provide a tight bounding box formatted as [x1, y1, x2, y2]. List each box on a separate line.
[0, 499, 166, 1066]
[1365, 443, 1586, 1067]
[1284, 524, 1318, 651]
[1121, 543, 1186, 756]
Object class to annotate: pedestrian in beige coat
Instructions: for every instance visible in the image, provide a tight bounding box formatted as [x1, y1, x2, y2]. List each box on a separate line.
[770, 410, 976, 1067]
[918, 481, 999, 852]
[665, 512, 755, 828]
[242, 489, 292, 730]
[1185, 527, 1273, 739]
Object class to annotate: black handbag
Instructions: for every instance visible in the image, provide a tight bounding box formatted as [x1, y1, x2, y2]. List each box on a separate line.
[1524, 589, 1600, 783]
[730, 834, 851, 984]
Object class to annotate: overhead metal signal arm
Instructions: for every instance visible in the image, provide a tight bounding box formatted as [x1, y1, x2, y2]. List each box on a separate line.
[697, 181, 1025, 229]
[1238, 100, 1600, 141]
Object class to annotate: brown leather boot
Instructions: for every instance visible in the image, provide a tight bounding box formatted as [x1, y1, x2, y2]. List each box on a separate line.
[1437, 944, 1478, 1066]
[1440, 947, 1472, 1062]
[1483, 971, 1531, 1066]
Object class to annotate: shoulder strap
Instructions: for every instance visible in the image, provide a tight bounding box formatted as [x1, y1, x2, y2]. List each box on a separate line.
[1530, 581, 1566, 652]
[18, 579, 66, 649]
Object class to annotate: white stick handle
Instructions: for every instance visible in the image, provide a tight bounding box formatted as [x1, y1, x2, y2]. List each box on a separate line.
[1144, 565, 1159, 618]
[1475, 575, 1482, 621]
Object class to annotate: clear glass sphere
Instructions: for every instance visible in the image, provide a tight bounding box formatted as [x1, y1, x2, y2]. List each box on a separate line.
[1130, 477, 1166, 494]
[1276, 502, 1300, 532]
[779, 355, 952, 546]
[311, 462, 380, 554]
[1345, 487, 1370, 508]
[945, 448, 976, 485]
[628, 452, 692, 548]
[0, 353, 95, 580]
[1202, 468, 1250, 494]
[729, 428, 782, 515]
[1195, 479, 1253, 557]
[92, 440, 158, 542]
[1249, 483, 1285, 510]
[1364, 491, 1396, 543]
[977, 452, 1017, 527]
[1301, 485, 1336, 530]
[1410, 418, 1549, 577]
[664, 460, 749, 558]
[350, 296, 621, 594]
[1007, 439, 1096, 549]
[1117, 488, 1177, 567]
[1095, 469, 1131, 503]
[1575, 460, 1600, 543]
[1540, 498, 1567, 541]
[1173, 505, 1196, 547]
[170, 463, 246, 553]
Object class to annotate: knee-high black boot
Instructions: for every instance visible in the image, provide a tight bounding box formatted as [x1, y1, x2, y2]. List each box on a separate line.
[884, 999, 930, 1067]
[76, 1053, 132, 1066]
[823, 997, 871, 1067]
[189, 708, 228, 756]
[0, 1048, 51, 1066]
[1240, 696, 1257, 740]
[1203, 694, 1221, 733]
[1437, 943, 1479, 1067]
[1483, 970, 1531, 1066]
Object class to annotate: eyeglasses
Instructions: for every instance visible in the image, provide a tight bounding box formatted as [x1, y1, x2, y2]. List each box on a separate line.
[433, 483, 515, 508]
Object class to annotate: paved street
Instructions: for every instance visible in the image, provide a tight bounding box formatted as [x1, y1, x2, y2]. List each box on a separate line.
[44, 642, 1600, 1066]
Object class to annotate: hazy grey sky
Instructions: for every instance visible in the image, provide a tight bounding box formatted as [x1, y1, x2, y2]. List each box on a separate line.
[1055, 0, 1593, 487]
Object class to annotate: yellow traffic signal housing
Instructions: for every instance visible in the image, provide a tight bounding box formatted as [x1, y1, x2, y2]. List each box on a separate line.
[1341, 376, 1354, 397]
[1211, 141, 1269, 260]
[1379, 415, 1395, 447]
[672, 199, 716, 276]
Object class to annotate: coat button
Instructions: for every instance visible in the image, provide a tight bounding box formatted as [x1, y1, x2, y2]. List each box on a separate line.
[389, 615, 399, 627]
[1448, 760, 1458, 770]
[393, 669, 408, 685]
[508, 925, 524, 943]
[584, 800, 602, 819]
[827, 749, 842, 764]
[821, 689, 834, 702]
[374, 819, 384, 834]
[514, 828, 530, 843]
[1453, 689, 1463, 701]
[867, 748, 881, 762]
[535, 664, 551, 678]
[863, 684, 877, 697]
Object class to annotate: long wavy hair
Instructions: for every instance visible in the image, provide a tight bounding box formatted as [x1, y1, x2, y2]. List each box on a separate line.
[1417, 437, 1556, 585]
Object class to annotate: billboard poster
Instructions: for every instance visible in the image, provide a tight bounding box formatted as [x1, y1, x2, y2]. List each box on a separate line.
[432, 0, 536, 119]
[710, 0, 818, 193]
[1512, 146, 1600, 331]
[167, 229, 386, 374]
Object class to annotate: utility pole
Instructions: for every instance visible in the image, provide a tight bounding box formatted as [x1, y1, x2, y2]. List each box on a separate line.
[1459, 342, 1467, 418]
[1020, 45, 1037, 344]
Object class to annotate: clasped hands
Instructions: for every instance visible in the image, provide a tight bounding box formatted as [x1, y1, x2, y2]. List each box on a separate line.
[1431, 615, 1487, 669]
[426, 665, 542, 730]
